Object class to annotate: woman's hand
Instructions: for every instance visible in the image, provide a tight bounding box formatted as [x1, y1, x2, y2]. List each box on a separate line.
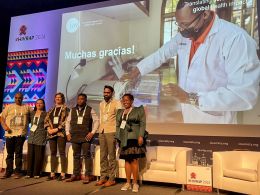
[48, 128, 58, 135]
[66, 134, 71, 141]
[138, 136, 143, 146]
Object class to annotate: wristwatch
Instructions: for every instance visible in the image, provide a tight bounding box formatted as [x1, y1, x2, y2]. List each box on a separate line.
[188, 93, 198, 106]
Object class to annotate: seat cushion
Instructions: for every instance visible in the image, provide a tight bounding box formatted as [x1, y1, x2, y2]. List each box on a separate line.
[149, 160, 175, 172]
[223, 168, 257, 182]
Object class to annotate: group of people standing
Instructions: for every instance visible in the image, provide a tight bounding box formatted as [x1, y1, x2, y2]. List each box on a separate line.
[0, 85, 147, 193]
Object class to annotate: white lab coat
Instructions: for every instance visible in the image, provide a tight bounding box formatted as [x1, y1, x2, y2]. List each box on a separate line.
[137, 15, 260, 124]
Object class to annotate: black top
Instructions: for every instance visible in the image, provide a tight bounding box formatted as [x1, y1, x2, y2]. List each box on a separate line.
[27, 111, 47, 146]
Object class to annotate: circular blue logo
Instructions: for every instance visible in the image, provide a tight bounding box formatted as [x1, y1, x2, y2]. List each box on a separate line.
[66, 18, 80, 33]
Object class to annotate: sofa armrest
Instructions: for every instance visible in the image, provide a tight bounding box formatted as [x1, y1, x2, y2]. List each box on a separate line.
[257, 159, 260, 181]
[146, 146, 157, 163]
[175, 148, 192, 184]
[213, 152, 224, 188]
[93, 145, 100, 176]
[175, 149, 192, 171]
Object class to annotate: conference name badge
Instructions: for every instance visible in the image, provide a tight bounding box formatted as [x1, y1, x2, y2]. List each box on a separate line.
[30, 125, 37, 132]
[53, 117, 59, 124]
[77, 117, 83, 124]
[15, 116, 23, 125]
[103, 114, 108, 122]
[120, 120, 126, 129]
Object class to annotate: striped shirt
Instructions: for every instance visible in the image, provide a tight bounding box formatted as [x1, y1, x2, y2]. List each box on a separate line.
[27, 111, 47, 146]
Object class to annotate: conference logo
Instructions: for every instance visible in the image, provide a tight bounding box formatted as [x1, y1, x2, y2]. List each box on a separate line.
[19, 25, 27, 35]
[66, 17, 80, 33]
[191, 172, 196, 179]
[16, 25, 45, 42]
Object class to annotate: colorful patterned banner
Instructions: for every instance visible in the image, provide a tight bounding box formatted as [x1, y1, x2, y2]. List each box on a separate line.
[3, 49, 48, 108]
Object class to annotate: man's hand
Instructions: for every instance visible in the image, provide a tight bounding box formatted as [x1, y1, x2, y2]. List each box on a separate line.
[86, 132, 94, 141]
[4, 126, 11, 132]
[5, 126, 12, 134]
[66, 134, 71, 141]
[120, 67, 141, 88]
[162, 83, 189, 103]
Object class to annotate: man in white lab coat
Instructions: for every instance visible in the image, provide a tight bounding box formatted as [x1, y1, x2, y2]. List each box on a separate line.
[123, 0, 260, 124]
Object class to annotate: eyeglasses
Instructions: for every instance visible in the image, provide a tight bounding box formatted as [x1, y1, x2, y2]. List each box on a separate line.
[175, 12, 204, 31]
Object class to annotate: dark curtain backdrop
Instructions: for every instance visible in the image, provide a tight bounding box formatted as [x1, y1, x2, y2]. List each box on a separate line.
[0, 0, 108, 139]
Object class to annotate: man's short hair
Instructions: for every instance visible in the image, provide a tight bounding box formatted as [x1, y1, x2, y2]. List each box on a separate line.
[15, 92, 24, 98]
[104, 85, 114, 93]
[78, 93, 87, 99]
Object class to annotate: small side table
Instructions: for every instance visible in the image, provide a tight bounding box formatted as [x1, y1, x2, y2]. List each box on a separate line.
[186, 165, 212, 192]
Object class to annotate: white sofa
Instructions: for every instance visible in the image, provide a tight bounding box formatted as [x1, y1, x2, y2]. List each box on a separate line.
[213, 151, 260, 195]
[93, 145, 192, 186]
[141, 146, 192, 185]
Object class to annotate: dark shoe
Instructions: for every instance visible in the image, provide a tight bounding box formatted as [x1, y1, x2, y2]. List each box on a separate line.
[82, 175, 90, 184]
[95, 179, 107, 186]
[103, 180, 116, 187]
[1, 174, 11, 179]
[14, 173, 22, 179]
[57, 175, 66, 181]
[46, 175, 56, 181]
[65, 175, 80, 182]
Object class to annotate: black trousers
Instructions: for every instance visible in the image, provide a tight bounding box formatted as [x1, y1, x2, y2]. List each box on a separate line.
[26, 143, 45, 176]
[49, 136, 67, 173]
[5, 136, 26, 175]
[72, 142, 92, 176]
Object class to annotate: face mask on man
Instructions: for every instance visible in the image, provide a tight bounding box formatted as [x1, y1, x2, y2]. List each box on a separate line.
[178, 12, 205, 39]
[180, 25, 203, 39]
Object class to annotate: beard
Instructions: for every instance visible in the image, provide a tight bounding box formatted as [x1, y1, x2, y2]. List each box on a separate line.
[104, 96, 112, 102]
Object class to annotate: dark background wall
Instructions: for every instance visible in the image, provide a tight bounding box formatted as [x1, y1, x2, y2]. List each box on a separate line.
[0, 0, 108, 109]
[0, 0, 108, 138]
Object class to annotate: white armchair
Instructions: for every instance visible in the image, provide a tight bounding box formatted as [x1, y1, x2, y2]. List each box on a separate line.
[93, 145, 192, 186]
[213, 151, 260, 195]
[141, 146, 192, 186]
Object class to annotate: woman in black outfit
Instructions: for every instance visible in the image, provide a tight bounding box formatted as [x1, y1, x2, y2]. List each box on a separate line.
[25, 98, 47, 179]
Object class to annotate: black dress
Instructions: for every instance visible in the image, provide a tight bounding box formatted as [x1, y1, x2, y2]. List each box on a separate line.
[119, 113, 146, 162]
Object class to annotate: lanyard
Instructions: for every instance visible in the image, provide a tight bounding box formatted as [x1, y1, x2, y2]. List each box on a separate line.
[15, 108, 23, 116]
[100, 101, 111, 123]
[104, 102, 111, 114]
[76, 106, 87, 117]
[33, 115, 40, 126]
[121, 107, 132, 121]
[54, 106, 62, 117]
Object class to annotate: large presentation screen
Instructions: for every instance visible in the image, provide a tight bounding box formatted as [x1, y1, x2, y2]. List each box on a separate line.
[57, 0, 260, 125]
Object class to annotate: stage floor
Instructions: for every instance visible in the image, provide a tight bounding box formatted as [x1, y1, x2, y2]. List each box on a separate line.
[0, 173, 242, 195]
